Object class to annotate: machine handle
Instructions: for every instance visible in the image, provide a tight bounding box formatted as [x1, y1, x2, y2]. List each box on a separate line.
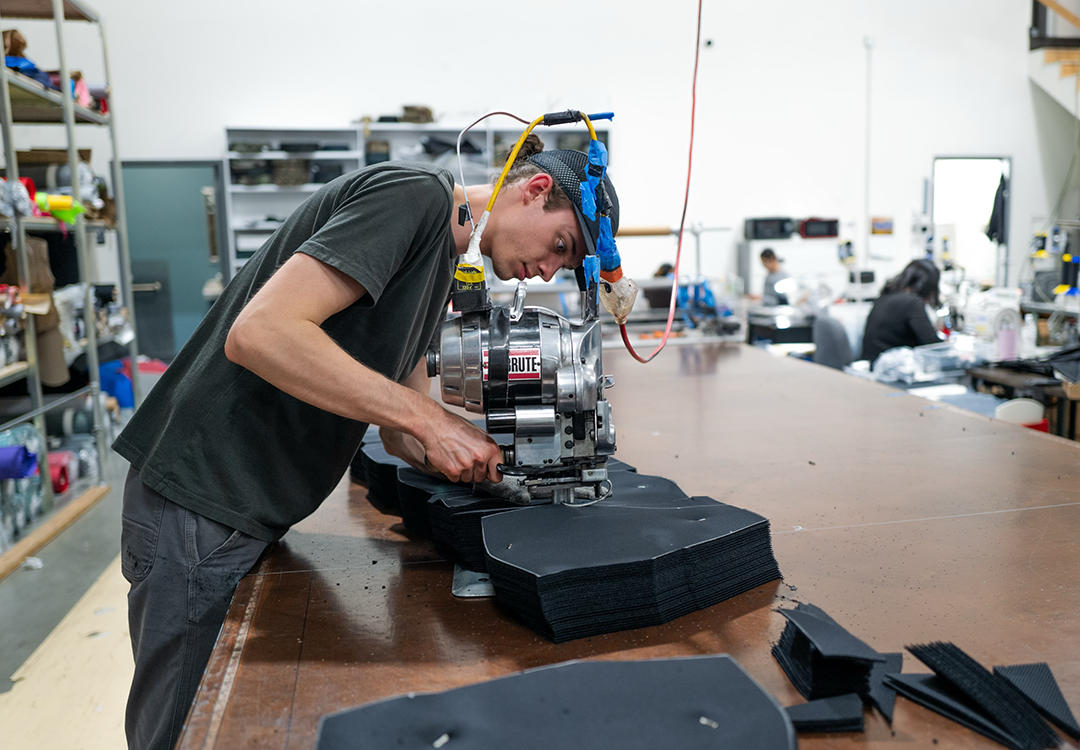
[510, 281, 527, 322]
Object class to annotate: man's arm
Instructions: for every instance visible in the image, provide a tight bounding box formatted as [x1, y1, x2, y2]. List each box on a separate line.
[224, 252, 501, 484]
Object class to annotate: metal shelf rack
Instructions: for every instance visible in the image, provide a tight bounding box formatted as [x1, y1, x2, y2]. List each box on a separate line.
[0, 0, 140, 507]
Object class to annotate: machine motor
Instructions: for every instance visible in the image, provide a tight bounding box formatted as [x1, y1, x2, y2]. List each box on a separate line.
[427, 282, 616, 504]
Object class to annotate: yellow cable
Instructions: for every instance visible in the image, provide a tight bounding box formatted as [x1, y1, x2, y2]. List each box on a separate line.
[486, 116, 544, 213]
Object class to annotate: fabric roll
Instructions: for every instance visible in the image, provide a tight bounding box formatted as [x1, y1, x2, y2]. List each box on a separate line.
[0, 445, 36, 479]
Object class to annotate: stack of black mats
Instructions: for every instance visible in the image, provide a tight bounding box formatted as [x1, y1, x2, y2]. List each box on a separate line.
[772, 603, 903, 731]
[316, 655, 797, 750]
[355, 431, 783, 643]
[888, 642, 1075, 749]
[481, 471, 781, 643]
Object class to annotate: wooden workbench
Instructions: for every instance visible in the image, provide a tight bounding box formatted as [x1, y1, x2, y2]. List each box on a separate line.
[179, 343, 1080, 750]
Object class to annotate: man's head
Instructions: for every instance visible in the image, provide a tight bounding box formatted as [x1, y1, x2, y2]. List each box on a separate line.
[483, 139, 619, 282]
[760, 248, 781, 273]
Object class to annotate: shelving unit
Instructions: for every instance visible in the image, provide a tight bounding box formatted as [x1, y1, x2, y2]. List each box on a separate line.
[0, 0, 138, 528]
[222, 119, 608, 276]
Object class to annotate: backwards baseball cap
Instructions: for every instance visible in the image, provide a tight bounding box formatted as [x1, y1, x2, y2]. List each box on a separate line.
[528, 149, 620, 258]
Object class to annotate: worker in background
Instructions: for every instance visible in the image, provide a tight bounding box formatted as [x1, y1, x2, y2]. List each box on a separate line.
[111, 134, 617, 750]
[860, 259, 943, 366]
[760, 248, 789, 305]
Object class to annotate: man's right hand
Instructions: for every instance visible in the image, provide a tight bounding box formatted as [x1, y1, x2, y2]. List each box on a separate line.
[419, 410, 503, 485]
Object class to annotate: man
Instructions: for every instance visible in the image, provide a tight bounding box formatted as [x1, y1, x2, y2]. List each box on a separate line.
[113, 146, 618, 750]
[760, 248, 789, 305]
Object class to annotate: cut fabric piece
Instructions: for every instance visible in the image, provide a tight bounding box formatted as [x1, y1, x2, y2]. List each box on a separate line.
[483, 475, 781, 642]
[906, 642, 1059, 750]
[316, 655, 796, 750]
[994, 662, 1080, 741]
[887, 672, 1022, 749]
[866, 652, 903, 723]
[785, 693, 865, 733]
[772, 603, 884, 700]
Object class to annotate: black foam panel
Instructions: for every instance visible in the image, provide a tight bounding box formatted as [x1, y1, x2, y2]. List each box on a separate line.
[316, 655, 796, 750]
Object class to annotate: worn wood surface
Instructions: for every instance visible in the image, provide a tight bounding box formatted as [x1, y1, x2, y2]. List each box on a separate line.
[180, 344, 1080, 749]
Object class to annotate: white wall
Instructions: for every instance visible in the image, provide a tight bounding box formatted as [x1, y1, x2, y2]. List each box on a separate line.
[5, 0, 1078, 288]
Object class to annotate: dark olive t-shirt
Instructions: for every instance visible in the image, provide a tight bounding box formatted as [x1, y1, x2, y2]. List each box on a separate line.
[113, 162, 456, 541]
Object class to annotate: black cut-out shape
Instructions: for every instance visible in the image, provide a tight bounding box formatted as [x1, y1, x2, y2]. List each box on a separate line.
[483, 472, 780, 642]
[772, 603, 883, 700]
[995, 662, 1080, 741]
[316, 655, 796, 750]
[785, 692, 865, 733]
[906, 642, 1059, 750]
[886, 673, 1022, 750]
[865, 652, 903, 723]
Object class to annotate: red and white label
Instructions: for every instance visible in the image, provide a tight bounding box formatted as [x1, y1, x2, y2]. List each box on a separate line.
[482, 348, 541, 381]
[507, 348, 541, 380]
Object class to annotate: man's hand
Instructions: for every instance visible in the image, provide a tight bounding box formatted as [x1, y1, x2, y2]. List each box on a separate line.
[418, 411, 503, 485]
[378, 426, 431, 474]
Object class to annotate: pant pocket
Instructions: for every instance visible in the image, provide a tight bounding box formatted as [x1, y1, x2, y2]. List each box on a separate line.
[120, 471, 166, 582]
[186, 508, 242, 567]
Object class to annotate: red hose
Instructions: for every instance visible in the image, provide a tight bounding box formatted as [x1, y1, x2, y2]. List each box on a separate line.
[621, 0, 703, 363]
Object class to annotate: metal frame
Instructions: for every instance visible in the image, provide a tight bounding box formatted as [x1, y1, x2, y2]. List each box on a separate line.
[1031, 0, 1080, 49]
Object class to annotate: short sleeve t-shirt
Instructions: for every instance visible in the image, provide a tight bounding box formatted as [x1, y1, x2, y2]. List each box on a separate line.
[113, 162, 456, 541]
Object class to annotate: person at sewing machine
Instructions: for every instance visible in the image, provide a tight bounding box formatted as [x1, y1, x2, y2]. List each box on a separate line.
[860, 259, 944, 366]
[111, 133, 620, 750]
[760, 248, 790, 305]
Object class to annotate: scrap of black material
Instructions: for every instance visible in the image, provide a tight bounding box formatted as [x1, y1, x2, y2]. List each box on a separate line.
[866, 652, 903, 723]
[315, 655, 796, 750]
[785, 693, 865, 733]
[483, 472, 781, 642]
[772, 602, 884, 701]
[906, 642, 1059, 750]
[886, 673, 1024, 750]
[995, 662, 1080, 741]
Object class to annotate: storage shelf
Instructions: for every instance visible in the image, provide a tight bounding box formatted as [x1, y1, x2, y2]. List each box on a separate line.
[0, 361, 29, 388]
[229, 184, 324, 193]
[227, 151, 361, 160]
[4, 70, 109, 125]
[0, 217, 111, 230]
[0, 0, 98, 22]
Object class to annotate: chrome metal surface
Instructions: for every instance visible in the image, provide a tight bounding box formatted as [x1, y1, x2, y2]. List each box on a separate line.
[450, 565, 495, 598]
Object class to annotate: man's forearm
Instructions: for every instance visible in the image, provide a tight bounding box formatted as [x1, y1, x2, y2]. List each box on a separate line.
[225, 315, 438, 442]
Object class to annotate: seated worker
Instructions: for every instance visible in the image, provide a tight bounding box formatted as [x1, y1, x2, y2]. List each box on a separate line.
[860, 259, 943, 365]
[112, 134, 618, 750]
[643, 261, 674, 309]
[760, 248, 789, 305]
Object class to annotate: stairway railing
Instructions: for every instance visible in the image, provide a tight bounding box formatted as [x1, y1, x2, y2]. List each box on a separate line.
[1032, 0, 1080, 49]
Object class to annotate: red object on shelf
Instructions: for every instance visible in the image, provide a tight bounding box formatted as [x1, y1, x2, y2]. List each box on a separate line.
[1023, 419, 1050, 433]
[47, 450, 75, 493]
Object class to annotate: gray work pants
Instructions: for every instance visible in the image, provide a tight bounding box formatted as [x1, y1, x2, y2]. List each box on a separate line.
[120, 467, 269, 750]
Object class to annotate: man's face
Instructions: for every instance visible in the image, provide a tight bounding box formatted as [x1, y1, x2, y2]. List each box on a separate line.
[485, 175, 588, 282]
[761, 257, 779, 273]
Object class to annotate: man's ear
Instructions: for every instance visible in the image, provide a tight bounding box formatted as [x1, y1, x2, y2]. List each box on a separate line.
[522, 172, 554, 204]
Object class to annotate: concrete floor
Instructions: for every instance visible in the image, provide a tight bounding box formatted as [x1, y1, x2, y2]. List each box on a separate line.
[0, 456, 128, 693]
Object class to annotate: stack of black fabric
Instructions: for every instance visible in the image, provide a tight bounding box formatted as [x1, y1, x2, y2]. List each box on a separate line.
[355, 439, 410, 512]
[772, 603, 885, 701]
[887, 643, 1065, 750]
[316, 655, 796, 750]
[482, 472, 781, 642]
[427, 491, 536, 571]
